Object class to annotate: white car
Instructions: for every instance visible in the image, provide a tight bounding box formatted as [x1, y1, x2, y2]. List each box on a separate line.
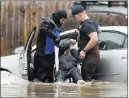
[1, 26, 127, 82]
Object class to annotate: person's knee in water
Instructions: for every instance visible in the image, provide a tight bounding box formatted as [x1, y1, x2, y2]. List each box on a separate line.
[34, 9, 67, 83]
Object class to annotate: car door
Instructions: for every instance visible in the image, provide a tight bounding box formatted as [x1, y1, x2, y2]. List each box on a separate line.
[93, 30, 127, 82]
[19, 27, 36, 81]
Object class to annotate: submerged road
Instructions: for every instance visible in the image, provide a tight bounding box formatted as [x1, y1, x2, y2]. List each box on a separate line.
[1, 71, 127, 97]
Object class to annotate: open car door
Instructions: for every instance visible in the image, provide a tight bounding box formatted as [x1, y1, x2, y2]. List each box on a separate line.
[19, 27, 36, 81]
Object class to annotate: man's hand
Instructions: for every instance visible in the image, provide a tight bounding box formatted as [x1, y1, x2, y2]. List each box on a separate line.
[68, 39, 76, 44]
[79, 50, 86, 59]
[68, 39, 76, 50]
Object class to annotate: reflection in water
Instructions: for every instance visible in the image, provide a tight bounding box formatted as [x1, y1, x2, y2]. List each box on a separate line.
[1, 71, 127, 97]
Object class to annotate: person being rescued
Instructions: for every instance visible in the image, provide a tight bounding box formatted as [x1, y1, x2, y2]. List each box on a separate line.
[55, 39, 85, 84]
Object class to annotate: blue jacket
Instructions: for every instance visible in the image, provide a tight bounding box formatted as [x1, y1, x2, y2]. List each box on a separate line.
[45, 28, 60, 54]
[36, 17, 60, 56]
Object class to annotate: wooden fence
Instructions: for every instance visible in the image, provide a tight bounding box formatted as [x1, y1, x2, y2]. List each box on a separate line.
[1, 1, 74, 56]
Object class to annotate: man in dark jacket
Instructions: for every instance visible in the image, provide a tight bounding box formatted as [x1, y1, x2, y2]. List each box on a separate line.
[34, 10, 67, 83]
[56, 39, 85, 84]
[71, 5, 101, 81]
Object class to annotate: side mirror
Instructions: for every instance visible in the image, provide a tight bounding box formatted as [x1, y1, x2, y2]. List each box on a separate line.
[13, 46, 24, 54]
[99, 41, 107, 50]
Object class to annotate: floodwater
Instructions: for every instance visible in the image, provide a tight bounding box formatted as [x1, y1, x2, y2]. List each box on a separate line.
[1, 71, 127, 97]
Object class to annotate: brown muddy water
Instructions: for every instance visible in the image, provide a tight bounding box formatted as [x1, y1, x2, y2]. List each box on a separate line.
[1, 71, 127, 97]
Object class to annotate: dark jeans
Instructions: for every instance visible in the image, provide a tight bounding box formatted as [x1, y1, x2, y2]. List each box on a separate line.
[34, 54, 55, 83]
[56, 67, 82, 83]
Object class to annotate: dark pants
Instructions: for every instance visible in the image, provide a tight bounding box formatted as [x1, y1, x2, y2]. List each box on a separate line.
[81, 60, 97, 81]
[56, 67, 82, 83]
[34, 54, 55, 83]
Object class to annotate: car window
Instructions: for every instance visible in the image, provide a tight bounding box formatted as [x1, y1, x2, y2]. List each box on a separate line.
[99, 31, 126, 50]
[123, 37, 127, 48]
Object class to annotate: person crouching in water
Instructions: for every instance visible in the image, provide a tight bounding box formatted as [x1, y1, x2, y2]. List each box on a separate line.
[56, 39, 85, 84]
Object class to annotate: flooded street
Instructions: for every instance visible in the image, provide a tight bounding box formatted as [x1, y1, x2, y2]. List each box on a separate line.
[1, 71, 127, 97]
[1, 1, 128, 97]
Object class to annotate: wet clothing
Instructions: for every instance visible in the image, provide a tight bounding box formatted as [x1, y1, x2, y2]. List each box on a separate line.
[34, 54, 55, 82]
[35, 17, 60, 56]
[34, 17, 60, 83]
[56, 67, 82, 83]
[78, 19, 100, 81]
[56, 49, 83, 83]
